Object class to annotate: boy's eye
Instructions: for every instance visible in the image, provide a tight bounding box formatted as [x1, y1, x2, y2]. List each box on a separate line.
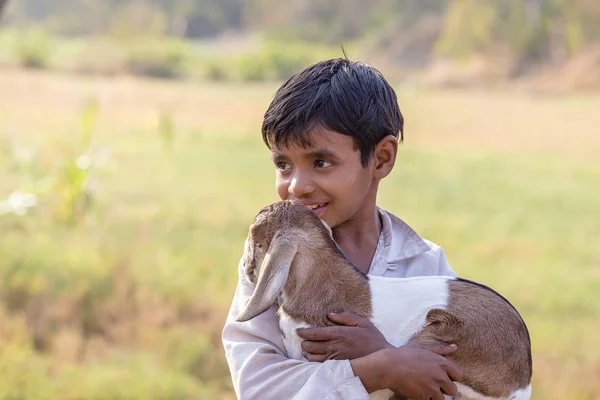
[315, 160, 333, 168]
[275, 162, 291, 171]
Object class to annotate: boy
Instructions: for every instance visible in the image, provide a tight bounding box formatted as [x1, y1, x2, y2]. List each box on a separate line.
[222, 58, 462, 399]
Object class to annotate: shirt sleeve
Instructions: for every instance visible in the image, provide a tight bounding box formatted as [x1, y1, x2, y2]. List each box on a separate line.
[222, 255, 371, 400]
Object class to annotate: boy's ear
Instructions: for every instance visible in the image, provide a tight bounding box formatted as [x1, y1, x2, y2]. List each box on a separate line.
[373, 135, 398, 179]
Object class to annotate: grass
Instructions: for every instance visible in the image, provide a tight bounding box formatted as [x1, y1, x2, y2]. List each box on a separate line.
[1, 67, 599, 399]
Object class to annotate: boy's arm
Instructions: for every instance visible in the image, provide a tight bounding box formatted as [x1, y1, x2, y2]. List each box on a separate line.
[222, 257, 372, 400]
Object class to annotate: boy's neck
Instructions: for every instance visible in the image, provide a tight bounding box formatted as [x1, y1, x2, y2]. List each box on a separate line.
[332, 205, 382, 275]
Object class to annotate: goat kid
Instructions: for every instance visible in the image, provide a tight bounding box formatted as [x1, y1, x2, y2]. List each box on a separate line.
[236, 200, 532, 400]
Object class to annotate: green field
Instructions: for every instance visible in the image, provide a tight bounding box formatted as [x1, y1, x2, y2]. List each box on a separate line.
[1, 67, 599, 399]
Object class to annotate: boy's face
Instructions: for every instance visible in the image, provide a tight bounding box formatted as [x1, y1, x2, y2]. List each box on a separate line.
[271, 127, 378, 229]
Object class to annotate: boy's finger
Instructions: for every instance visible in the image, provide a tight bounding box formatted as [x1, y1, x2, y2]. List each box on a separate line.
[304, 351, 327, 363]
[301, 340, 328, 354]
[440, 378, 458, 396]
[297, 327, 334, 341]
[418, 343, 457, 356]
[430, 392, 445, 400]
[445, 360, 464, 382]
[327, 311, 368, 327]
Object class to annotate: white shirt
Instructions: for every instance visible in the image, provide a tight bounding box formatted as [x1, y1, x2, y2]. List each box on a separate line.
[222, 208, 457, 399]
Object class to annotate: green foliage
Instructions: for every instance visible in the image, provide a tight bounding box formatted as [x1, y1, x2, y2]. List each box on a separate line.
[0, 29, 16, 64]
[435, 0, 496, 58]
[0, 336, 55, 400]
[54, 355, 210, 400]
[12, 28, 52, 69]
[3, 0, 600, 81]
[54, 99, 98, 224]
[193, 39, 341, 82]
[158, 327, 231, 386]
[435, 0, 600, 64]
[158, 111, 175, 154]
[0, 330, 217, 400]
[3, 0, 600, 75]
[232, 40, 340, 81]
[124, 38, 190, 79]
[199, 59, 229, 81]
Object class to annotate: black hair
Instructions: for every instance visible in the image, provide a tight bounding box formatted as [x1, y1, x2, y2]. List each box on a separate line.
[261, 58, 404, 167]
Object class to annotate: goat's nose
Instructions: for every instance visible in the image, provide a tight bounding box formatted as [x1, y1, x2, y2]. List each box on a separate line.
[288, 173, 315, 197]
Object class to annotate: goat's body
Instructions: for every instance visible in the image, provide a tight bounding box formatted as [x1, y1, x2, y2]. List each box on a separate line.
[278, 275, 531, 400]
[279, 311, 310, 360]
[241, 201, 531, 400]
[369, 275, 451, 348]
[453, 382, 532, 400]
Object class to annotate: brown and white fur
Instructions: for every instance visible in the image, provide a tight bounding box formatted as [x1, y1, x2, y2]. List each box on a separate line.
[237, 200, 532, 400]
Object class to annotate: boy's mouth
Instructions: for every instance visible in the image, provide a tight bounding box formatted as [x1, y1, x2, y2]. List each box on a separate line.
[305, 203, 328, 216]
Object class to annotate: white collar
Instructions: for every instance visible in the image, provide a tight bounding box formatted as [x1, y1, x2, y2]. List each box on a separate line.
[377, 207, 431, 263]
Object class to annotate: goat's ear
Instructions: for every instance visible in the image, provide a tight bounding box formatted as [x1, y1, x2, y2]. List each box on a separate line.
[243, 238, 256, 283]
[236, 231, 298, 322]
[426, 308, 462, 327]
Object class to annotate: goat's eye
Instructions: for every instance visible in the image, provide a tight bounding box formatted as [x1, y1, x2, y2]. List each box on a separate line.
[255, 243, 262, 249]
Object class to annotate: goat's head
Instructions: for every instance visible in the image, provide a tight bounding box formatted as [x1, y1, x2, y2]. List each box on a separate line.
[236, 200, 331, 322]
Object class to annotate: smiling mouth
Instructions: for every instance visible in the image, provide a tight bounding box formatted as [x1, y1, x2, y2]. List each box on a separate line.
[305, 203, 328, 215]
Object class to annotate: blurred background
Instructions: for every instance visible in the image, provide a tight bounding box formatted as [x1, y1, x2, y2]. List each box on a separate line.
[0, 1, 599, 399]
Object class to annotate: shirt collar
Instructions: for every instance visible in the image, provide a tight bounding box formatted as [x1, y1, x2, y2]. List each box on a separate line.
[377, 207, 431, 263]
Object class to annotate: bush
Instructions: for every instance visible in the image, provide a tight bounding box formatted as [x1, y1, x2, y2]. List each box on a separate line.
[12, 28, 53, 69]
[231, 40, 338, 82]
[124, 39, 190, 79]
[193, 58, 231, 81]
[233, 54, 270, 81]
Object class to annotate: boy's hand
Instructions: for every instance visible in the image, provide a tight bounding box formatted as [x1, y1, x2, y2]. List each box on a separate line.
[350, 344, 462, 399]
[297, 312, 393, 361]
[382, 344, 462, 399]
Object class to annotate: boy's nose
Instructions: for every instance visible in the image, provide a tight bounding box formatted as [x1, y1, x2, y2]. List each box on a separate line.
[288, 174, 315, 198]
